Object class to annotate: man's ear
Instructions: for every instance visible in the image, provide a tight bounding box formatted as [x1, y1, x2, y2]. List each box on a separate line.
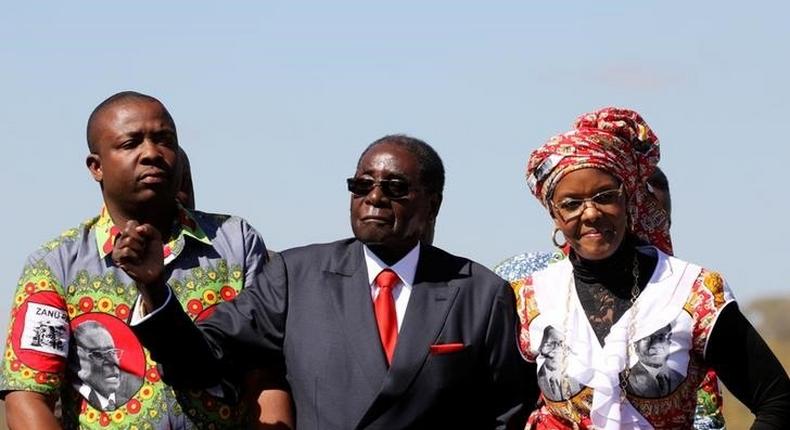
[86, 154, 102, 183]
[429, 193, 443, 221]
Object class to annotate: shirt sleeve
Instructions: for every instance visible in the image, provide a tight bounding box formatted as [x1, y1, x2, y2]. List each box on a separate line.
[683, 269, 736, 357]
[706, 303, 790, 429]
[130, 249, 288, 398]
[0, 258, 70, 397]
[240, 218, 268, 290]
[128, 288, 174, 325]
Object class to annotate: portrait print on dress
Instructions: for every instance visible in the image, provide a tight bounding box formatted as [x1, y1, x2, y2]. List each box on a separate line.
[68, 316, 145, 411]
[626, 323, 686, 398]
[537, 325, 582, 401]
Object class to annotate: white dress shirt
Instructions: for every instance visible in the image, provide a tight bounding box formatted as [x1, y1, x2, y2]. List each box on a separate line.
[363, 243, 420, 332]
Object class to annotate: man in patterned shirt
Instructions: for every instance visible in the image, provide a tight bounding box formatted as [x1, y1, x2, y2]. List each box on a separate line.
[0, 91, 290, 429]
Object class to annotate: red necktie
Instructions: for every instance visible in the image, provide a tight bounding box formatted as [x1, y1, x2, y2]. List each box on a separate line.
[374, 269, 399, 365]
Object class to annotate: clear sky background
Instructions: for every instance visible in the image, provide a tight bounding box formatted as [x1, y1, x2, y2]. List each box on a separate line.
[1, 1, 788, 336]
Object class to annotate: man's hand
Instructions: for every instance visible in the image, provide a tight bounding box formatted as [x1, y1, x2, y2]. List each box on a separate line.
[113, 220, 165, 285]
[112, 220, 168, 312]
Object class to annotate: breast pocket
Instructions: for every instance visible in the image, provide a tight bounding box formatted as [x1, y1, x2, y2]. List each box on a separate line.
[423, 342, 472, 389]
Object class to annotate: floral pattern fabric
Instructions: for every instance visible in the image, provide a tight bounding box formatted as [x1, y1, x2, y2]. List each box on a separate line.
[1, 206, 266, 429]
[525, 107, 672, 255]
[493, 251, 562, 284]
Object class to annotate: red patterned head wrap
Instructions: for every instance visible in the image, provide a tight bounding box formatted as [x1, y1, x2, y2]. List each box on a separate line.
[526, 107, 672, 254]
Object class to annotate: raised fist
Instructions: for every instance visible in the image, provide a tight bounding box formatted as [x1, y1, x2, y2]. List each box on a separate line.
[112, 220, 165, 287]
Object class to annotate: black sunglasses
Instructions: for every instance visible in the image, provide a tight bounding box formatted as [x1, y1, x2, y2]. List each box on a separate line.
[346, 177, 411, 199]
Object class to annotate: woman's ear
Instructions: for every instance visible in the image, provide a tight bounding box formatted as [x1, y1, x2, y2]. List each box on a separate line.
[549, 207, 562, 229]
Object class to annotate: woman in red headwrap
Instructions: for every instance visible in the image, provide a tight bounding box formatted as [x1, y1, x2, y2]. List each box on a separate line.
[513, 108, 790, 429]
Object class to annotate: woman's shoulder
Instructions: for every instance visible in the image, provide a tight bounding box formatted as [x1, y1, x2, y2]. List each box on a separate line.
[650, 249, 735, 304]
[642, 247, 735, 308]
[684, 266, 736, 315]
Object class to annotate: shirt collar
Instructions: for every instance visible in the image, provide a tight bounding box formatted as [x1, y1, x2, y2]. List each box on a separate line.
[363, 243, 420, 287]
[94, 204, 211, 260]
[641, 362, 663, 378]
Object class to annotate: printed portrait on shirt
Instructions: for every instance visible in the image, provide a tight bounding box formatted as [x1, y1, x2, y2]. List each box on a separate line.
[627, 323, 686, 398]
[68, 314, 145, 411]
[537, 325, 582, 401]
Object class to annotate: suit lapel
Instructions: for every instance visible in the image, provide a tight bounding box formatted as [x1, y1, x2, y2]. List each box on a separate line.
[326, 240, 388, 392]
[385, 275, 459, 393]
[357, 245, 463, 427]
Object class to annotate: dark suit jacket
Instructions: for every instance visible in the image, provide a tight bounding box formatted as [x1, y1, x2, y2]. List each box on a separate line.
[74, 372, 143, 412]
[79, 386, 110, 411]
[626, 361, 686, 398]
[133, 239, 535, 429]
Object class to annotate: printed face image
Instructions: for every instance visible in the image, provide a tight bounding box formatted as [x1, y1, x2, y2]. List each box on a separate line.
[536, 325, 582, 401]
[627, 323, 685, 398]
[539, 326, 563, 371]
[75, 322, 121, 398]
[635, 324, 672, 368]
[69, 315, 146, 411]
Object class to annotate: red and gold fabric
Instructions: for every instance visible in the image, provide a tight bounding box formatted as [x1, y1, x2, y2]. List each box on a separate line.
[516, 249, 734, 429]
[525, 107, 672, 255]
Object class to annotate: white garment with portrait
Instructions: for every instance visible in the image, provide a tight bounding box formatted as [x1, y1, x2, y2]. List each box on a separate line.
[524, 246, 726, 430]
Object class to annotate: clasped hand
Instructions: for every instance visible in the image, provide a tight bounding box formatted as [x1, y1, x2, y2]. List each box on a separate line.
[112, 220, 165, 293]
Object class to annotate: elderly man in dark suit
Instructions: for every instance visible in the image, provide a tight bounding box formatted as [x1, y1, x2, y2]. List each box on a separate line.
[122, 134, 535, 429]
[71, 321, 143, 411]
[627, 324, 685, 398]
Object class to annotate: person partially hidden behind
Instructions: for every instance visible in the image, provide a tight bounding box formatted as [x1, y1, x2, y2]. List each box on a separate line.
[175, 147, 195, 210]
[172, 147, 294, 429]
[126, 134, 535, 429]
[0, 91, 291, 429]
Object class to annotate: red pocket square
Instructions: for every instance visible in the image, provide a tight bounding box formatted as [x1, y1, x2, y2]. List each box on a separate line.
[429, 343, 465, 355]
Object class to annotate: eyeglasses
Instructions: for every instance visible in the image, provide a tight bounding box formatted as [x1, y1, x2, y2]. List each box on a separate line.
[87, 348, 123, 363]
[346, 177, 411, 199]
[551, 184, 625, 221]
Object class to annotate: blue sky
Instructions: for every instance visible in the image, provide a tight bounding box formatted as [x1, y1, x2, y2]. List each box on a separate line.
[1, 1, 788, 334]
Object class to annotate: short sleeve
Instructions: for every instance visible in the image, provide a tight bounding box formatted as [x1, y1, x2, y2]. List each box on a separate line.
[0, 259, 70, 397]
[683, 269, 736, 358]
[512, 277, 540, 362]
[240, 218, 268, 289]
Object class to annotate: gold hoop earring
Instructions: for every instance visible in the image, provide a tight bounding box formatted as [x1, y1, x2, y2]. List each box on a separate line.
[552, 228, 567, 249]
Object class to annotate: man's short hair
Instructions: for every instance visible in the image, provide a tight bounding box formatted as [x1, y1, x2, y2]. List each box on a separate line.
[86, 91, 175, 153]
[359, 134, 445, 195]
[72, 319, 108, 340]
[648, 166, 669, 193]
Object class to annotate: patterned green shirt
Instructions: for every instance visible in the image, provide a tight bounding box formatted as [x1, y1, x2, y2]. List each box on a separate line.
[0, 206, 267, 429]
